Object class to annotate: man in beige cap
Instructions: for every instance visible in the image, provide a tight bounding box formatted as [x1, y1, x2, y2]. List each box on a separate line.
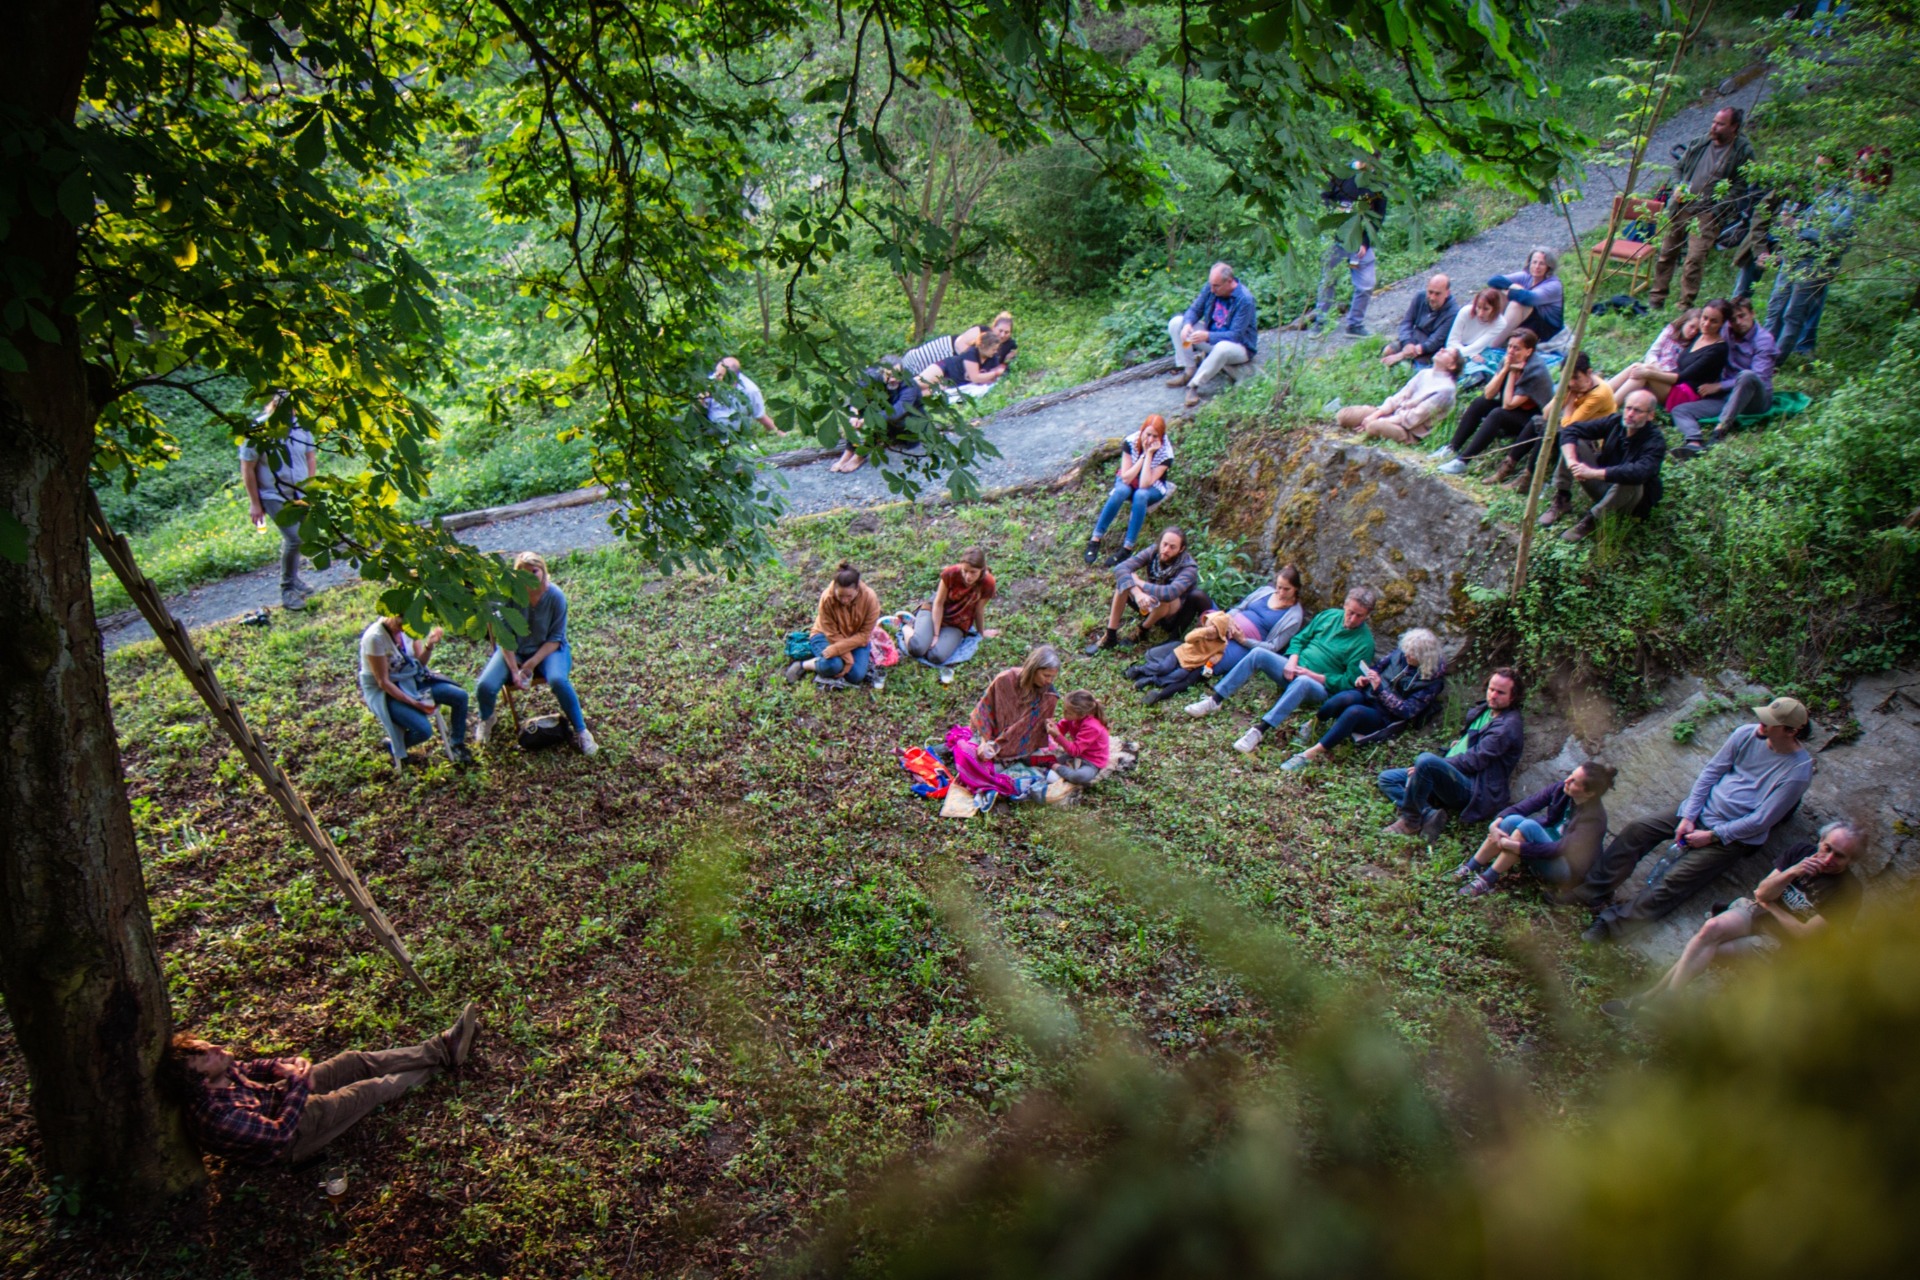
[1572, 697, 1815, 943]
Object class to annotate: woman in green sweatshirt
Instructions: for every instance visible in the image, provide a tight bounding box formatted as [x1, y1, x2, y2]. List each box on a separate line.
[1185, 585, 1377, 754]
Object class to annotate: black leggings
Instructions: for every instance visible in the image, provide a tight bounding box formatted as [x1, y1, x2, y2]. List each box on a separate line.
[1450, 397, 1535, 462]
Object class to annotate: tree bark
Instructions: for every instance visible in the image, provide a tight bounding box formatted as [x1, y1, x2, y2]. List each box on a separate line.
[0, 0, 206, 1207]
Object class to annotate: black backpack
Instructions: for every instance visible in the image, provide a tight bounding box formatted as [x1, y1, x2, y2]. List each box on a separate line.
[517, 714, 572, 752]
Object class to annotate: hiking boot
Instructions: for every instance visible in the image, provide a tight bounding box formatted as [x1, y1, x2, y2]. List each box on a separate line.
[1083, 629, 1118, 657]
[1580, 920, 1613, 945]
[1165, 372, 1191, 388]
[1561, 514, 1599, 543]
[1184, 694, 1221, 718]
[939, 666, 954, 686]
[474, 710, 499, 747]
[449, 744, 475, 767]
[1419, 808, 1449, 838]
[282, 591, 308, 611]
[1380, 816, 1421, 836]
[439, 1002, 481, 1068]
[784, 660, 807, 683]
[1183, 390, 1202, 408]
[573, 728, 599, 756]
[1672, 441, 1704, 460]
[1082, 538, 1101, 565]
[1106, 547, 1134, 568]
[1232, 724, 1266, 754]
[1537, 491, 1572, 528]
[1489, 456, 1520, 485]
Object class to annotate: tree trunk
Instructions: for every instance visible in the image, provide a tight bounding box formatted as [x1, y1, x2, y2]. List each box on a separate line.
[0, 0, 206, 1208]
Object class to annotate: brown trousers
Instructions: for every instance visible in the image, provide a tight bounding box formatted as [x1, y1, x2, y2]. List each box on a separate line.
[1648, 195, 1722, 308]
[284, 1037, 448, 1164]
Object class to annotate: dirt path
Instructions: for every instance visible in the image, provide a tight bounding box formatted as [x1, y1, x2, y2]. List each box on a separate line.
[100, 76, 1765, 653]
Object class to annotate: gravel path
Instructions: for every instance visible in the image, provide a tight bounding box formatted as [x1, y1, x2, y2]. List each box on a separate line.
[100, 76, 1765, 654]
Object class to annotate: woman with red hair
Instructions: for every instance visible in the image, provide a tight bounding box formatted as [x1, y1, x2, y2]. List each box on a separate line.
[1083, 414, 1174, 566]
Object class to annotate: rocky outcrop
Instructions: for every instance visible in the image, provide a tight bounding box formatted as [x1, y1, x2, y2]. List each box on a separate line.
[1515, 669, 1920, 961]
[1208, 429, 1515, 633]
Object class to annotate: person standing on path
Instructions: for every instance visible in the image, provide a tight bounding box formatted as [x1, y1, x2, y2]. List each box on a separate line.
[239, 389, 318, 612]
[1650, 107, 1758, 311]
[1305, 159, 1386, 336]
[1166, 263, 1258, 408]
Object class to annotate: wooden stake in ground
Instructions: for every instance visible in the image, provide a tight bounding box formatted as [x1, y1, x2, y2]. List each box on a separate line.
[85, 492, 431, 996]
[1512, 0, 1718, 597]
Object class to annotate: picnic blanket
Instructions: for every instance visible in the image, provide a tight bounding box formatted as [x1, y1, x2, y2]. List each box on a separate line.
[1696, 389, 1811, 429]
[880, 610, 984, 671]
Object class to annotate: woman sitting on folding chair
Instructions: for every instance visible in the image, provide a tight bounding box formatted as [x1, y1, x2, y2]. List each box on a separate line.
[475, 551, 597, 755]
[358, 614, 473, 769]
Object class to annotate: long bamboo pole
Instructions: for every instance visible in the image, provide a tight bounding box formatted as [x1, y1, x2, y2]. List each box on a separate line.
[1511, 0, 1718, 597]
[86, 491, 431, 996]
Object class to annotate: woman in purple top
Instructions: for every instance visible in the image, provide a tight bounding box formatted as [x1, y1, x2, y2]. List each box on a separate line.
[1489, 247, 1566, 342]
[1454, 761, 1617, 897]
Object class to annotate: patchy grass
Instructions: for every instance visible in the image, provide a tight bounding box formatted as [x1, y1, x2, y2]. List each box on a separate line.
[2, 479, 1638, 1276]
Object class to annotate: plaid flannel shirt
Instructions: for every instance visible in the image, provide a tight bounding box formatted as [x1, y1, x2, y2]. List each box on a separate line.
[186, 1058, 312, 1164]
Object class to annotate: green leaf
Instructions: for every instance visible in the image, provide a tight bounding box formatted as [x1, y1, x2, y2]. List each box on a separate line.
[0, 510, 26, 564]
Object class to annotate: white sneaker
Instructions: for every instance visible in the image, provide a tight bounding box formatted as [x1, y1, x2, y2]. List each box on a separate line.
[939, 667, 954, 686]
[1431, 446, 1457, 465]
[1233, 725, 1266, 754]
[1184, 694, 1221, 718]
[573, 728, 598, 756]
[474, 710, 498, 747]
[1436, 458, 1469, 476]
[871, 671, 887, 691]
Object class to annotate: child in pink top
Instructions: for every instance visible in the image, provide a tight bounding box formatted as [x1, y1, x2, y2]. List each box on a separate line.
[1048, 690, 1112, 786]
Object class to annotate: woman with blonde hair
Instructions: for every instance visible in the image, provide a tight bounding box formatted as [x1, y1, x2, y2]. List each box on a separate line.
[476, 550, 595, 754]
[1277, 626, 1445, 773]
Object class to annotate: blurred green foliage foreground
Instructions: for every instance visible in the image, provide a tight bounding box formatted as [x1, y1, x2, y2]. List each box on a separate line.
[799, 839, 1918, 1279]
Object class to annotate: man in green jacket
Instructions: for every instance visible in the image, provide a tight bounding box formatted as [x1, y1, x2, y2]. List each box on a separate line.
[1185, 584, 1377, 754]
[1650, 106, 1758, 310]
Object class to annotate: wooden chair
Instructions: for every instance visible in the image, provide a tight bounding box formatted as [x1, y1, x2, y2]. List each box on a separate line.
[1588, 194, 1666, 296]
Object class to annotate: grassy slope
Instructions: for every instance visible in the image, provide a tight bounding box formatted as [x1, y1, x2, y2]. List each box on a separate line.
[4, 478, 1638, 1276]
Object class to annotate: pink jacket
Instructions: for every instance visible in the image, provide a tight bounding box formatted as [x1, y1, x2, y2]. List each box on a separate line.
[1053, 716, 1111, 769]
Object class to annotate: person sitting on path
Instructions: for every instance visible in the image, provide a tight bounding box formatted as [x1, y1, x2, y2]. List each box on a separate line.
[1167, 262, 1258, 408]
[1213, 564, 1306, 678]
[1275, 626, 1445, 774]
[358, 613, 472, 769]
[1608, 307, 1702, 405]
[1649, 106, 1757, 311]
[1668, 296, 1777, 458]
[969, 644, 1062, 766]
[1377, 667, 1524, 837]
[1443, 287, 1510, 362]
[1453, 761, 1617, 898]
[1083, 415, 1175, 566]
[1488, 248, 1566, 344]
[832, 359, 933, 473]
[1434, 331, 1553, 475]
[1048, 689, 1112, 787]
[1492, 350, 1616, 487]
[1382, 274, 1458, 368]
[167, 1005, 479, 1166]
[1336, 348, 1463, 445]
[1570, 697, 1815, 945]
[787, 563, 883, 688]
[905, 547, 1001, 683]
[701, 356, 778, 434]
[239, 389, 319, 612]
[476, 552, 596, 755]
[1183, 585, 1377, 755]
[1661, 297, 1731, 412]
[1603, 820, 1864, 1019]
[1304, 159, 1386, 336]
[1537, 388, 1668, 542]
[1083, 527, 1208, 655]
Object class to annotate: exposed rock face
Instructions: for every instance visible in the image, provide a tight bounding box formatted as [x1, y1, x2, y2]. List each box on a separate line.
[1514, 669, 1920, 962]
[1208, 429, 1515, 633]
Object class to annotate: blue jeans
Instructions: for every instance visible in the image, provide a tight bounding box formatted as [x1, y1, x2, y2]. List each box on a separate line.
[1496, 815, 1572, 884]
[809, 632, 872, 683]
[1766, 271, 1828, 357]
[388, 680, 469, 748]
[1313, 688, 1387, 749]
[1377, 751, 1474, 823]
[1212, 649, 1328, 724]
[478, 642, 584, 733]
[1318, 241, 1376, 332]
[1094, 479, 1169, 548]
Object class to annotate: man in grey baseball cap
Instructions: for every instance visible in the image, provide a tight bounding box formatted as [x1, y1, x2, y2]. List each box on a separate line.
[1572, 696, 1814, 942]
